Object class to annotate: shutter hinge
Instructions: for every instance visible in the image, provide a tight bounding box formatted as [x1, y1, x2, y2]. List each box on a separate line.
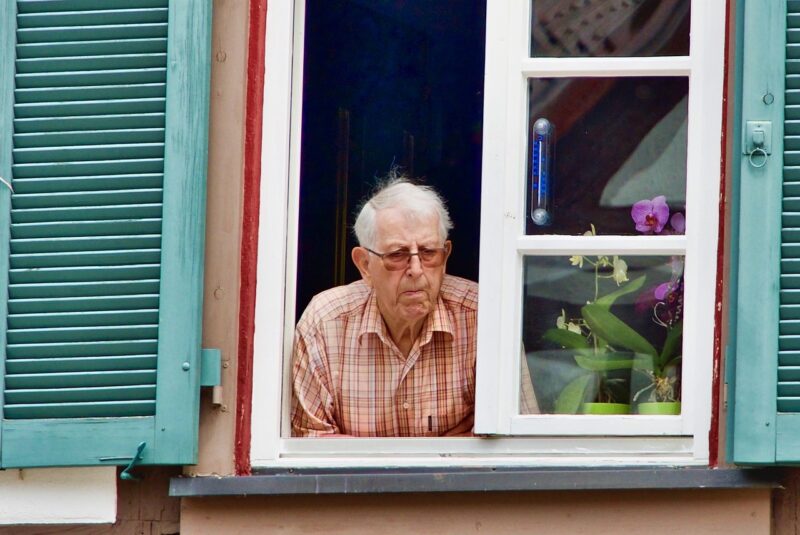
[201, 348, 223, 406]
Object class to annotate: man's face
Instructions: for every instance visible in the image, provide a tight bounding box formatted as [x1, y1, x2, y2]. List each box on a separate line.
[353, 207, 449, 332]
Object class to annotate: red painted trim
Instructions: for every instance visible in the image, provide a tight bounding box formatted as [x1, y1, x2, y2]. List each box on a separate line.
[235, 0, 268, 476]
[709, 0, 734, 468]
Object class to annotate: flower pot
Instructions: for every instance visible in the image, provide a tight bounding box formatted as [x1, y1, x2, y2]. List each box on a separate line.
[580, 402, 630, 415]
[637, 401, 681, 415]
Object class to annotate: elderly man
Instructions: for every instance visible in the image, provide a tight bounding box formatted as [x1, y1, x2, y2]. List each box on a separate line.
[291, 179, 477, 437]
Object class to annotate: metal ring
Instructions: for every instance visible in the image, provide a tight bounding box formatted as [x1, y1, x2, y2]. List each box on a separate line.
[748, 147, 769, 168]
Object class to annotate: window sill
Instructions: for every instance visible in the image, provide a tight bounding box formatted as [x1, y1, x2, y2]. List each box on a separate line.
[170, 467, 781, 497]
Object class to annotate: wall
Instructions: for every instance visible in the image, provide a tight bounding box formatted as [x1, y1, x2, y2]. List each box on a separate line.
[181, 489, 771, 535]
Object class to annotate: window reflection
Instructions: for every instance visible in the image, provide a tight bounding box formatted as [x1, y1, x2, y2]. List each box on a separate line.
[530, 0, 690, 58]
[526, 77, 688, 235]
[521, 255, 684, 415]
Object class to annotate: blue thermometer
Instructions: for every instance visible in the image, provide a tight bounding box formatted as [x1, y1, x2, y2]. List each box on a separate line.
[531, 118, 554, 226]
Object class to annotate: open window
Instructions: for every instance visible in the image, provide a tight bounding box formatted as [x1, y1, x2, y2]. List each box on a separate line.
[251, 0, 726, 467]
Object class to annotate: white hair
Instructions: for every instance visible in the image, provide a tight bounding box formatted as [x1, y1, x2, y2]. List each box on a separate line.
[353, 176, 453, 249]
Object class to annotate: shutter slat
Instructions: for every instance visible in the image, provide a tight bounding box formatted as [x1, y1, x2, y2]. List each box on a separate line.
[10, 249, 162, 268]
[3, 400, 156, 419]
[779, 364, 800, 379]
[15, 98, 166, 119]
[14, 128, 165, 148]
[782, 304, 800, 319]
[16, 0, 168, 14]
[16, 84, 166, 105]
[14, 144, 165, 163]
[6, 385, 156, 404]
[9, 280, 160, 299]
[14, 113, 165, 133]
[16, 54, 167, 74]
[16, 39, 167, 60]
[9, 263, 160, 284]
[6, 370, 156, 389]
[11, 236, 161, 254]
[12, 204, 162, 223]
[11, 189, 163, 208]
[9, 310, 159, 329]
[6, 355, 158, 374]
[17, 24, 168, 44]
[15, 68, 166, 89]
[12, 219, 162, 239]
[17, 9, 168, 29]
[13, 158, 163, 178]
[8, 294, 159, 314]
[7, 325, 158, 344]
[778, 398, 800, 412]
[12, 175, 163, 194]
[6, 340, 158, 359]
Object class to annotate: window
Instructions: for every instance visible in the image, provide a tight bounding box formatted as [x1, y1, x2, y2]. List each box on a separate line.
[251, 0, 726, 467]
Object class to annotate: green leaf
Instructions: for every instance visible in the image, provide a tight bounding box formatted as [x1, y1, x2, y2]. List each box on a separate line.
[575, 353, 635, 371]
[554, 374, 595, 414]
[581, 303, 658, 357]
[659, 322, 684, 368]
[595, 275, 646, 309]
[542, 328, 589, 349]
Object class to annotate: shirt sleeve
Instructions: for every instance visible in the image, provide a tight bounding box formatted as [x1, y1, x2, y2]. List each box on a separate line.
[290, 324, 341, 436]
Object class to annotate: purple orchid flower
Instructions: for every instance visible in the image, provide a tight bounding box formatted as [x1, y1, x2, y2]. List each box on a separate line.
[631, 196, 670, 234]
[670, 212, 685, 234]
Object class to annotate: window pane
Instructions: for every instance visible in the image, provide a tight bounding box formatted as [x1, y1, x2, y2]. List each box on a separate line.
[526, 77, 688, 235]
[530, 0, 690, 58]
[520, 255, 684, 416]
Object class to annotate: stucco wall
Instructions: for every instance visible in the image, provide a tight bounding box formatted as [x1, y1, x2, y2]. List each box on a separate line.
[180, 489, 770, 535]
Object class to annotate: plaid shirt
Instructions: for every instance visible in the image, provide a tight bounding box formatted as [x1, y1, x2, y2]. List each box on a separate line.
[291, 275, 478, 437]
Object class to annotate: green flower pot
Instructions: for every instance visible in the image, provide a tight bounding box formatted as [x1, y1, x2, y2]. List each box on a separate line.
[637, 401, 681, 415]
[580, 402, 630, 415]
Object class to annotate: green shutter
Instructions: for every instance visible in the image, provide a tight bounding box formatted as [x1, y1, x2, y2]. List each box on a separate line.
[730, 0, 800, 464]
[0, 0, 210, 467]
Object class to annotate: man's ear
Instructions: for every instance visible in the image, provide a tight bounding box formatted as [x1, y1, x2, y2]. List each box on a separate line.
[352, 247, 372, 286]
[443, 240, 452, 270]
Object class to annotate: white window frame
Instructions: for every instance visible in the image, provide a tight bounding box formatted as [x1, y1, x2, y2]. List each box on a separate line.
[250, 0, 726, 468]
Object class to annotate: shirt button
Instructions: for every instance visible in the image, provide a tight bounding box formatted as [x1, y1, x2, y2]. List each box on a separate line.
[402, 402, 410, 410]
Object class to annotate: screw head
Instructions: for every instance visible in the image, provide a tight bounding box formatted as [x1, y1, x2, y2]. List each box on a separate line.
[763, 93, 775, 105]
[182, 362, 190, 371]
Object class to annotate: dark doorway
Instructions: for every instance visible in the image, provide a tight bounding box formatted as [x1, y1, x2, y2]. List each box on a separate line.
[295, 0, 486, 318]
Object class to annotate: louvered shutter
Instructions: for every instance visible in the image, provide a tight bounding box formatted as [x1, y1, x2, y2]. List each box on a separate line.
[0, 0, 210, 467]
[730, 0, 800, 464]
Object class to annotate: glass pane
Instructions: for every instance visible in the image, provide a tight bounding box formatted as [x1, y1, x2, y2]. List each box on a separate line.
[526, 77, 688, 235]
[530, 0, 690, 57]
[520, 255, 684, 416]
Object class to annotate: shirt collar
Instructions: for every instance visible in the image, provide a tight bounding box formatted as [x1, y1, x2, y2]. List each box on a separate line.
[358, 290, 455, 347]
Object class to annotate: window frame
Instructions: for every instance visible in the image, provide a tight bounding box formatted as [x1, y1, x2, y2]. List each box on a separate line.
[475, 0, 724, 445]
[250, 0, 726, 468]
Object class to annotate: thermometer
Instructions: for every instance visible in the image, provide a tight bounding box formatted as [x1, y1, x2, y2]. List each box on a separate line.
[531, 118, 554, 226]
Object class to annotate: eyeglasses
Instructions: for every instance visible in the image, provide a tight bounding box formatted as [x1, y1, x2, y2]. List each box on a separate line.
[364, 243, 450, 271]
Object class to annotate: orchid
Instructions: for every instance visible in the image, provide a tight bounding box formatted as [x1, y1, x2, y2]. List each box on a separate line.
[670, 212, 685, 234]
[631, 195, 670, 234]
[546, 203, 686, 412]
[612, 256, 628, 285]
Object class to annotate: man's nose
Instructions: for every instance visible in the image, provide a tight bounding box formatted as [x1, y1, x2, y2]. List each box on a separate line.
[406, 253, 424, 276]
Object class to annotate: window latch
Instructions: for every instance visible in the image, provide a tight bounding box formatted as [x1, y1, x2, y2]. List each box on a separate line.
[119, 442, 147, 481]
[744, 120, 772, 168]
